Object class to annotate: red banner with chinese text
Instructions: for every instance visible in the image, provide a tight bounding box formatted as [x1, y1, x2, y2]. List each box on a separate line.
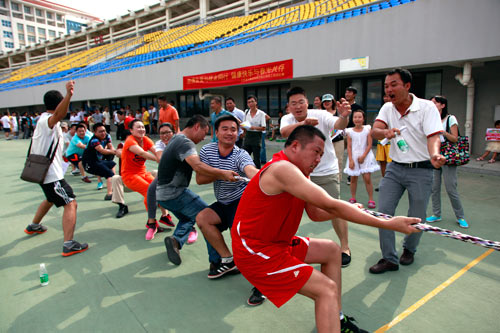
[183, 59, 293, 90]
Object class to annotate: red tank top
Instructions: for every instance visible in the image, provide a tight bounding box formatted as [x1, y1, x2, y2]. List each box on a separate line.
[232, 151, 306, 246]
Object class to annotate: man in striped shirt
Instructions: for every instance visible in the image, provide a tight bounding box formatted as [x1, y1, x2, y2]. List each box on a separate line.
[196, 115, 259, 280]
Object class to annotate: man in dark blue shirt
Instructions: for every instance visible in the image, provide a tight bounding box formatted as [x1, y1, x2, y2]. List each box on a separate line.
[82, 123, 116, 200]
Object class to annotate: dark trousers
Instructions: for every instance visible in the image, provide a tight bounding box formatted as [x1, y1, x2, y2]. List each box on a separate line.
[243, 144, 261, 169]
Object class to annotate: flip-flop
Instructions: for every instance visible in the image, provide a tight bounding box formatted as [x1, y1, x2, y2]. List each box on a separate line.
[476, 157, 484, 161]
[488, 159, 496, 163]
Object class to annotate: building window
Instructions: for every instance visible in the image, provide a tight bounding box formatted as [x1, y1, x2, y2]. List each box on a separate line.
[244, 83, 290, 117]
[0, 0, 5, 8]
[17, 23, 23, 31]
[46, 12, 53, 19]
[38, 27, 45, 36]
[27, 25, 35, 33]
[424, 72, 442, 99]
[56, 14, 62, 21]
[1, 19, 11, 27]
[48, 30, 55, 37]
[36, 8, 42, 17]
[177, 93, 209, 117]
[18, 32, 24, 41]
[4, 41, 14, 48]
[11, 2, 20, 11]
[109, 99, 123, 111]
[3, 30, 13, 38]
[27, 35, 35, 42]
[24, 5, 31, 14]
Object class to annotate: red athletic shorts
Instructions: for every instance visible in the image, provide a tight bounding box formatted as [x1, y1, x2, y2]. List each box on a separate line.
[233, 231, 313, 308]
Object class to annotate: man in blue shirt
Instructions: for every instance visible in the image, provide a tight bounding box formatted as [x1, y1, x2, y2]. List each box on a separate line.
[65, 124, 92, 183]
[197, 115, 258, 278]
[82, 123, 116, 200]
[209, 96, 232, 142]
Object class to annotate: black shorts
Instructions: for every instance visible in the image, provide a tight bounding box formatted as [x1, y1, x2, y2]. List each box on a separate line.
[40, 179, 76, 207]
[84, 160, 116, 179]
[3, 128, 11, 133]
[209, 199, 240, 232]
[67, 153, 82, 167]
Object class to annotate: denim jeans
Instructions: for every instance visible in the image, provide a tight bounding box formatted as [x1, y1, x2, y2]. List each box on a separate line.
[260, 132, 267, 163]
[158, 188, 208, 248]
[378, 162, 433, 264]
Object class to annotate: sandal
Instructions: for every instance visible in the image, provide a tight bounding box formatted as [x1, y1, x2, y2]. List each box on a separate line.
[488, 159, 496, 163]
[368, 200, 376, 209]
[476, 157, 484, 161]
[348, 198, 357, 204]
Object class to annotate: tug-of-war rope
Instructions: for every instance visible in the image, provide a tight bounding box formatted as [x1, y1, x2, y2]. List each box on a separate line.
[361, 208, 500, 252]
[234, 176, 499, 251]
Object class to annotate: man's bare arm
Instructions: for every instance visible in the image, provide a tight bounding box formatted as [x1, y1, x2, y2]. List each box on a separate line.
[48, 81, 74, 129]
[186, 155, 238, 182]
[262, 162, 420, 234]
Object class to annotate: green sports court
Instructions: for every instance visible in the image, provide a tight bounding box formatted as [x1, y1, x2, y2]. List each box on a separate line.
[1, 137, 499, 332]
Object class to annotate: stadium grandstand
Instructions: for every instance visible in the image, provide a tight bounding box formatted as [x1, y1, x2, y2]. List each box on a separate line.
[0, 0, 499, 154]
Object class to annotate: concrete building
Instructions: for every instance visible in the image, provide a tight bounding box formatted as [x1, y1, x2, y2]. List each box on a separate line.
[0, 0, 499, 154]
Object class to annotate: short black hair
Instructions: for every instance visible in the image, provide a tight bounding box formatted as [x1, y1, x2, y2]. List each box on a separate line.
[70, 123, 77, 130]
[495, 120, 500, 127]
[285, 125, 326, 148]
[247, 95, 258, 102]
[116, 110, 124, 116]
[93, 122, 105, 132]
[158, 122, 174, 132]
[215, 115, 239, 131]
[129, 119, 143, 130]
[158, 96, 167, 101]
[387, 68, 413, 85]
[225, 97, 235, 103]
[76, 124, 86, 131]
[43, 90, 63, 110]
[431, 95, 448, 119]
[185, 114, 209, 129]
[286, 87, 306, 102]
[346, 86, 358, 94]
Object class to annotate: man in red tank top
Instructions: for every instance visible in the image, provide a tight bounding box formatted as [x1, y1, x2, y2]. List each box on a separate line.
[231, 125, 421, 332]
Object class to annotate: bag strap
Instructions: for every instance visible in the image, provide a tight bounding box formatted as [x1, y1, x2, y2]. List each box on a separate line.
[446, 115, 461, 137]
[48, 139, 60, 161]
[26, 139, 33, 158]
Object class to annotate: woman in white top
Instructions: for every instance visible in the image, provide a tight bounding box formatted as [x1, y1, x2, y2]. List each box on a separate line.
[427, 96, 468, 228]
[242, 95, 267, 168]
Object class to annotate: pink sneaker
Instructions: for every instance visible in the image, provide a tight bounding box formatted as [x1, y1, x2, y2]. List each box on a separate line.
[348, 198, 357, 204]
[187, 227, 198, 244]
[368, 200, 376, 209]
[145, 222, 158, 241]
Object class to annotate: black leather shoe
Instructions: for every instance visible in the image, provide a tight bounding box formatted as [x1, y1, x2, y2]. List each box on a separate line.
[369, 259, 399, 274]
[399, 248, 414, 266]
[116, 205, 128, 218]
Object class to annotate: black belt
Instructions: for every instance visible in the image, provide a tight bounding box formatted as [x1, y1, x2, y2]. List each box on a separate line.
[332, 135, 344, 143]
[393, 160, 433, 169]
